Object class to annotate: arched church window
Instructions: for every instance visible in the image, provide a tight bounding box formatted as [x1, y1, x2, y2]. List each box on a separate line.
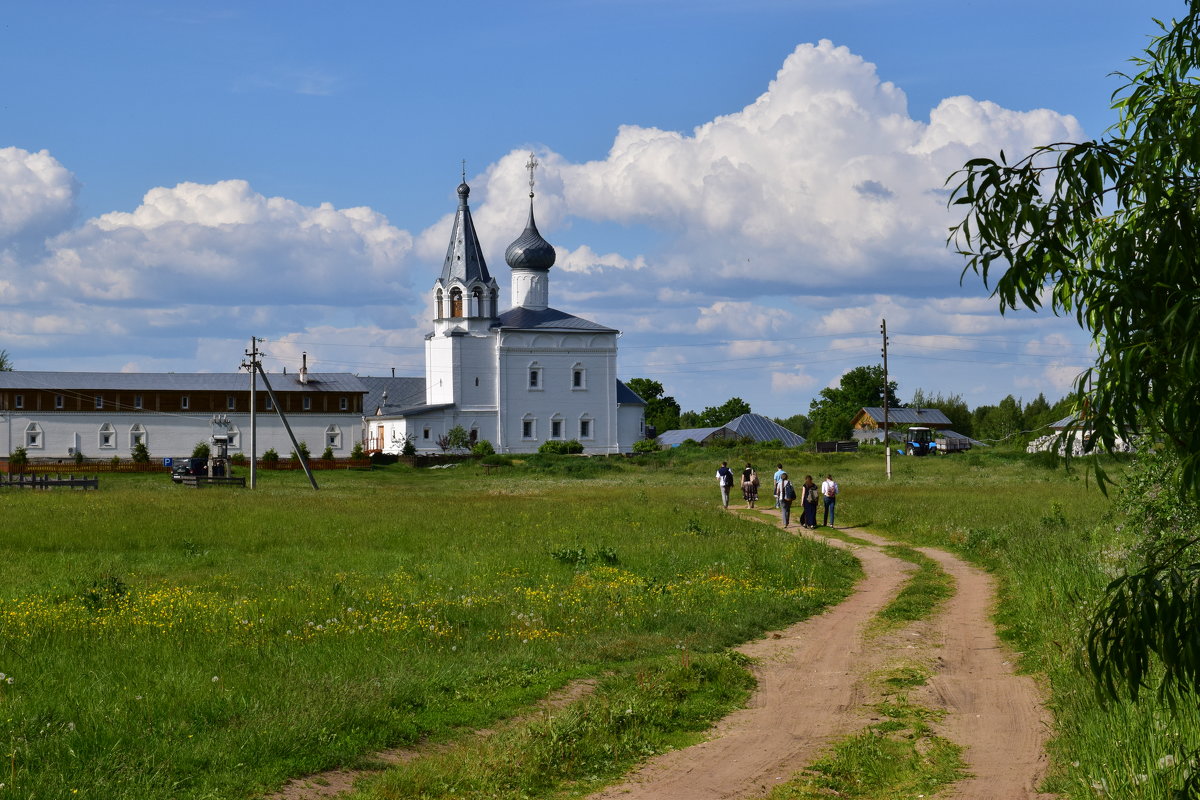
[472, 287, 484, 317]
[450, 288, 463, 317]
[436, 289, 444, 319]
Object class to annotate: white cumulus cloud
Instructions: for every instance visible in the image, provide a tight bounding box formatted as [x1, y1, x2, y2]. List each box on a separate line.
[0, 147, 78, 245]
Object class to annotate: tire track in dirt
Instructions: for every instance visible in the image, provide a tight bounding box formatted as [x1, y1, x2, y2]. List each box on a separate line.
[584, 513, 1056, 800]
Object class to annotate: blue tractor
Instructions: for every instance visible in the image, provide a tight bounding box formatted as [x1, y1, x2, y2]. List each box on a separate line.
[905, 426, 937, 457]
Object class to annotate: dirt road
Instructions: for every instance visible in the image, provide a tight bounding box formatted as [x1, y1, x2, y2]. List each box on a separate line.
[272, 513, 1056, 800]
[586, 514, 1055, 800]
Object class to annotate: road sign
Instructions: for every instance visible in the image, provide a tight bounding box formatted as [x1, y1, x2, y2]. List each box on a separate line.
[163, 457, 173, 467]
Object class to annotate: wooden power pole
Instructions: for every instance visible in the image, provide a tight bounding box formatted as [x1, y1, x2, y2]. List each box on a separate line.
[881, 319, 891, 480]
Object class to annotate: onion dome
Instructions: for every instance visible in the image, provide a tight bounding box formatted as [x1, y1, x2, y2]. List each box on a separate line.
[504, 201, 556, 271]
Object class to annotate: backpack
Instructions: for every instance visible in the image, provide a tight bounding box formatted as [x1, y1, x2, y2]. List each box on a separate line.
[783, 483, 796, 502]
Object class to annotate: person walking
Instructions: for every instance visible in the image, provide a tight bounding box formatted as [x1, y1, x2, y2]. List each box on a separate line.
[821, 473, 839, 527]
[779, 472, 796, 528]
[772, 463, 785, 509]
[802, 474, 819, 529]
[716, 461, 735, 508]
[741, 462, 759, 508]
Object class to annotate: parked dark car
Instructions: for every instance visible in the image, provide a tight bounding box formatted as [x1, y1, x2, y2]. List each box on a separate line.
[170, 458, 208, 483]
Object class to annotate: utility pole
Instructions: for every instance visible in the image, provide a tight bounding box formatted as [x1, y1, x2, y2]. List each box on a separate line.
[881, 319, 891, 480]
[241, 337, 262, 489]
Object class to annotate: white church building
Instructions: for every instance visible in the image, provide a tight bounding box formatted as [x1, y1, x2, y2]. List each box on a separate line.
[366, 164, 645, 455]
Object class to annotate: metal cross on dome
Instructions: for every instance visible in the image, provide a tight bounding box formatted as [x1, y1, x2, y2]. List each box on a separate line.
[526, 152, 538, 197]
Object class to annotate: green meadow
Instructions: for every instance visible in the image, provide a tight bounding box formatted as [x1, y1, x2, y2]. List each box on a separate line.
[0, 446, 1194, 799]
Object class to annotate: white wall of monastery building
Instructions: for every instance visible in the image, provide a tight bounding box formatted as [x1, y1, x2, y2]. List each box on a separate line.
[5, 411, 358, 461]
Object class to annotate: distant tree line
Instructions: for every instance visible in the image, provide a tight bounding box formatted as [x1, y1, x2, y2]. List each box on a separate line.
[628, 364, 1073, 444]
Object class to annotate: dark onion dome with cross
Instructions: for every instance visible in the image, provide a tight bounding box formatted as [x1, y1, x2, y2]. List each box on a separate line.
[504, 154, 556, 272]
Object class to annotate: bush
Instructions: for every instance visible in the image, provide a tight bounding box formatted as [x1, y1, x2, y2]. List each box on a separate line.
[350, 441, 365, 459]
[262, 448, 279, 466]
[9, 446, 27, 471]
[290, 441, 311, 462]
[445, 425, 471, 453]
[110, 455, 121, 467]
[402, 437, 417, 456]
[370, 452, 399, 465]
[131, 441, 150, 464]
[230, 453, 247, 466]
[74, 449, 85, 465]
[538, 439, 584, 455]
[472, 439, 496, 456]
[680, 438, 701, 448]
[321, 446, 334, 461]
[632, 439, 660, 454]
[192, 441, 210, 459]
[480, 454, 514, 466]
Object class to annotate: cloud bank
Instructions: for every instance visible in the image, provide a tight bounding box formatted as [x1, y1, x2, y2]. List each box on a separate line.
[0, 40, 1091, 413]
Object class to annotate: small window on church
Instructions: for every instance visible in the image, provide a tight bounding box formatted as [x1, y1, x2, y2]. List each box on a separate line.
[522, 419, 535, 439]
[450, 287, 463, 317]
[528, 364, 542, 391]
[470, 428, 478, 444]
[529, 370, 538, 388]
[551, 418, 563, 439]
[423, 427, 430, 439]
[436, 289, 444, 319]
[580, 418, 592, 439]
[472, 287, 483, 317]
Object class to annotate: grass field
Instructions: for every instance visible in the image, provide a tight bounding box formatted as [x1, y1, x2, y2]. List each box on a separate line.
[2, 445, 1195, 799]
[0, 460, 858, 799]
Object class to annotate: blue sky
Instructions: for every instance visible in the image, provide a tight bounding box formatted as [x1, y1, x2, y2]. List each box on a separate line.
[0, 0, 1186, 419]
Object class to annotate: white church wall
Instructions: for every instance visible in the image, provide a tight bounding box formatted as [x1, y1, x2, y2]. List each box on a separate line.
[497, 331, 619, 454]
[617, 403, 646, 453]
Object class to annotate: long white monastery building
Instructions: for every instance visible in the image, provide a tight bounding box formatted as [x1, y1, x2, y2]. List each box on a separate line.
[0, 370, 366, 461]
[366, 168, 645, 455]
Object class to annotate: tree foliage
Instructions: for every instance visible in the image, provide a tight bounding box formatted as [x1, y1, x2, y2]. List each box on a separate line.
[909, 389, 971, 436]
[774, 413, 812, 438]
[0, 349, 13, 371]
[626, 378, 681, 434]
[699, 397, 751, 428]
[445, 425, 471, 453]
[950, 7, 1200, 784]
[948, 6, 1200, 495]
[808, 365, 898, 442]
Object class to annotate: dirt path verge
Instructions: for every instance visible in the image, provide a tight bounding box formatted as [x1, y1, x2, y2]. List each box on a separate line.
[585, 513, 1056, 800]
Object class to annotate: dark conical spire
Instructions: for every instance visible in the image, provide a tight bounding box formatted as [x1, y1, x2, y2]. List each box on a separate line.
[439, 181, 491, 284]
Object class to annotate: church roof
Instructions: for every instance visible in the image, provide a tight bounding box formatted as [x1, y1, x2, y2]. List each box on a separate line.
[359, 376, 425, 415]
[439, 182, 492, 286]
[494, 306, 616, 333]
[616, 380, 646, 405]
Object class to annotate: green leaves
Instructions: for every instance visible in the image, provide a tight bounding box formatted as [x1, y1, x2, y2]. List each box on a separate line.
[948, 2, 1200, 502]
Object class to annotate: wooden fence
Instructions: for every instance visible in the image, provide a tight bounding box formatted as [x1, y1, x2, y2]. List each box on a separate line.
[1, 473, 99, 490]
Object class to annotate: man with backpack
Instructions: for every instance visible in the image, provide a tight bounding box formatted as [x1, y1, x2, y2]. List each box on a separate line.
[716, 461, 735, 508]
[779, 472, 797, 528]
[821, 474, 839, 527]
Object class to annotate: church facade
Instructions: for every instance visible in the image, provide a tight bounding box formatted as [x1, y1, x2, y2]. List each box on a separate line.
[367, 165, 645, 455]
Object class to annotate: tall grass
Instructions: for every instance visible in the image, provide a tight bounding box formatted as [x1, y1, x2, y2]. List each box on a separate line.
[0, 463, 858, 799]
